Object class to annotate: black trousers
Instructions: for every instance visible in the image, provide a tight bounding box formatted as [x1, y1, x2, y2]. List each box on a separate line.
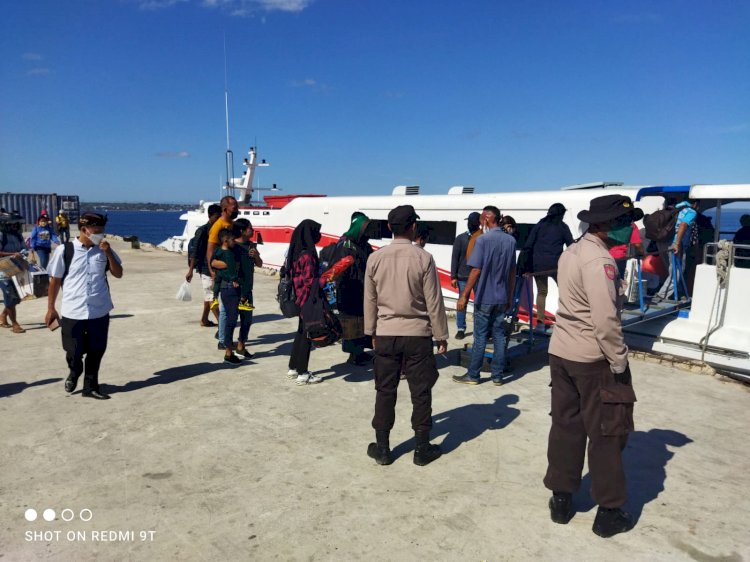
[372, 336, 439, 433]
[61, 315, 110, 393]
[289, 317, 312, 374]
[543, 354, 636, 508]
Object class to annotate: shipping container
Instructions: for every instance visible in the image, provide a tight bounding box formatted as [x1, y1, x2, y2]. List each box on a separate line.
[0, 193, 80, 228]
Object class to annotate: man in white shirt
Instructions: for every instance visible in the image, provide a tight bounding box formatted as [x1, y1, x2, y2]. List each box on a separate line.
[46, 213, 123, 400]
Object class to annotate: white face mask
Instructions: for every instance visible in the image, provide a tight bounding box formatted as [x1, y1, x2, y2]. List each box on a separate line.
[87, 232, 105, 245]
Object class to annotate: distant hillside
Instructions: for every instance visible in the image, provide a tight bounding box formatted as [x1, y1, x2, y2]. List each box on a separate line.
[81, 202, 194, 211]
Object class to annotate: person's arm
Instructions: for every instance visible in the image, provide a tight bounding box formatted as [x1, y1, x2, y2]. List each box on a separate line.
[249, 245, 262, 267]
[46, 277, 61, 326]
[563, 224, 574, 247]
[100, 241, 123, 278]
[363, 259, 378, 339]
[581, 258, 628, 373]
[456, 267, 480, 311]
[423, 256, 449, 346]
[450, 236, 462, 288]
[673, 222, 688, 253]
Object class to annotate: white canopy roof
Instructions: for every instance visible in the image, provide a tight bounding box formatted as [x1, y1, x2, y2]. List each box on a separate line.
[690, 184, 750, 200]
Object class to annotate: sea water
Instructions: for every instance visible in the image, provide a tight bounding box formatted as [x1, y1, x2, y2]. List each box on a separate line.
[96, 210, 185, 245]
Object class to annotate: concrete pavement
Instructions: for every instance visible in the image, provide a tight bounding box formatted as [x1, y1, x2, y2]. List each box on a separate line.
[1, 238, 748, 561]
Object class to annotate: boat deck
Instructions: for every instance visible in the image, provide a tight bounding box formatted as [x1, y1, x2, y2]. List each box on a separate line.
[1, 238, 749, 561]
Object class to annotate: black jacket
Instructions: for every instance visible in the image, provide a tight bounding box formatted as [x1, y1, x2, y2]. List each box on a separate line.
[524, 218, 574, 274]
[451, 231, 472, 281]
[329, 236, 373, 317]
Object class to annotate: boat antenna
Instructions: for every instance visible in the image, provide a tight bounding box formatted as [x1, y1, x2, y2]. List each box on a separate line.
[223, 34, 235, 196]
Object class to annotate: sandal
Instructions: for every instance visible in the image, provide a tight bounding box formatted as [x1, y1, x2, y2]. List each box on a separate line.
[200, 320, 217, 327]
[11, 324, 26, 333]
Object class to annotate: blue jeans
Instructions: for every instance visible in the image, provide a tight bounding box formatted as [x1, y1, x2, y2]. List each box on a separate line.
[456, 279, 469, 331]
[468, 303, 507, 380]
[35, 248, 51, 269]
[218, 290, 253, 345]
[220, 286, 239, 349]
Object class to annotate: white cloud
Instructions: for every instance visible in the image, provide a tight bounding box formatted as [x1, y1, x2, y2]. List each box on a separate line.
[139, 0, 311, 14]
[22, 53, 43, 61]
[26, 68, 50, 76]
[138, 0, 189, 10]
[293, 78, 317, 87]
[156, 151, 191, 158]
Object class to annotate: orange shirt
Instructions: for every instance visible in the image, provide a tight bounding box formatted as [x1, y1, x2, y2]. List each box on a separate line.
[208, 217, 233, 245]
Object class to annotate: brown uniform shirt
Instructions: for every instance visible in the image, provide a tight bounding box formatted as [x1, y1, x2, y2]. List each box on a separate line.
[549, 233, 628, 374]
[364, 239, 449, 341]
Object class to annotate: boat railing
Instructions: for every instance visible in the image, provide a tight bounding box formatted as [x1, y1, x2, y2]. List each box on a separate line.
[704, 242, 750, 268]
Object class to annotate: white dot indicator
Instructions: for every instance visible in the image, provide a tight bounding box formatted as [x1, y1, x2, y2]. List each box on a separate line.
[24, 509, 38, 522]
[79, 509, 93, 522]
[43, 509, 56, 521]
[61, 509, 74, 522]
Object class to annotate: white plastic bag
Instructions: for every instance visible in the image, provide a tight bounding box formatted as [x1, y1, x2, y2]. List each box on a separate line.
[176, 280, 192, 302]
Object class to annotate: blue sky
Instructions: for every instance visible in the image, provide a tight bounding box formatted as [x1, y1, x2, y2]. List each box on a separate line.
[1, 0, 748, 203]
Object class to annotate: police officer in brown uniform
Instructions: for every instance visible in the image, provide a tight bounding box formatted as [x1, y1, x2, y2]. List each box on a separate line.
[544, 194, 641, 538]
[364, 205, 449, 466]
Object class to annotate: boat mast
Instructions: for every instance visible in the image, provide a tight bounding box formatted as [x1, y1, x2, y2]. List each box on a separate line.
[223, 35, 235, 199]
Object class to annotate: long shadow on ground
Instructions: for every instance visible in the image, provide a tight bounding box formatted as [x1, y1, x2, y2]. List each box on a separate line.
[0, 378, 63, 398]
[390, 394, 521, 461]
[106, 362, 230, 394]
[573, 428, 693, 523]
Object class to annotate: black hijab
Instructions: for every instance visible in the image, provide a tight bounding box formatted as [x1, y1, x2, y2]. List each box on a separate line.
[288, 219, 322, 266]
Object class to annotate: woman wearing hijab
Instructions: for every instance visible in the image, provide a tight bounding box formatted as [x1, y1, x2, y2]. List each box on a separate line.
[523, 203, 574, 333]
[286, 219, 325, 385]
[329, 213, 374, 365]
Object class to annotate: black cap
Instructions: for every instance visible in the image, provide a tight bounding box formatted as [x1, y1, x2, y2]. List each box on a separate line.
[79, 212, 108, 227]
[388, 205, 420, 226]
[577, 195, 644, 224]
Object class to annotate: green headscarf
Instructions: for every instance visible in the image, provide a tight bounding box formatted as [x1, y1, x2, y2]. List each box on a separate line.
[343, 214, 370, 242]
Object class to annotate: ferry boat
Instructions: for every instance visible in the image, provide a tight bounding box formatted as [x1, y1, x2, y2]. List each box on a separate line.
[159, 148, 750, 380]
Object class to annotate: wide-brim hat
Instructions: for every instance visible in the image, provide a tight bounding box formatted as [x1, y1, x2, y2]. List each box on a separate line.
[577, 194, 644, 224]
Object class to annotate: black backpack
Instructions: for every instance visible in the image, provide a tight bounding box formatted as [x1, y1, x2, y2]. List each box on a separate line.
[187, 224, 209, 267]
[643, 208, 678, 243]
[300, 281, 342, 347]
[277, 268, 300, 318]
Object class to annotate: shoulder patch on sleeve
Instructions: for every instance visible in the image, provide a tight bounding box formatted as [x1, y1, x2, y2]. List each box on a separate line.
[604, 264, 616, 280]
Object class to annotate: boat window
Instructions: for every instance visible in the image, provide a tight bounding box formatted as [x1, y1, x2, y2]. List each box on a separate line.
[419, 221, 457, 245]
[263, 211, 270, 216]
[366, 220, 392, 240]
[242, 211, 250, 215]
[253, 211, 260, 215]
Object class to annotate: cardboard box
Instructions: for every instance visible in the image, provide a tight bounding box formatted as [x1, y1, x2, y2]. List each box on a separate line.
[0, 256, 28, 277]
[12, 268, 49, 300]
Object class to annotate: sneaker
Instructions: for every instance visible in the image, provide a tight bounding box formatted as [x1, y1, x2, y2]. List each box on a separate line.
[234, 348, 254, 360]
[210, 298, 220, 311]
[217, 342, 227, 350]
[455, 330, 466, 340]
[296, 372, 322, 385]
[592, 507, 633, 538]
[534, 324, 547, 334]
[223, 354, 241, 366]
[491, 376, 504, 386]
[287, 369, 299, 379]
[238, 301, 255, 312]
[452, 373, 480, 385]
[549, 493, 573, 524]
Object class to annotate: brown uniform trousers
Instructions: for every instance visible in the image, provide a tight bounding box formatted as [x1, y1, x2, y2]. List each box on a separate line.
[543, 354, 636, 508]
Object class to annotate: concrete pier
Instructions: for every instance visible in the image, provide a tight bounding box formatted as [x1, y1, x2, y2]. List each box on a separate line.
[1, 239, 748, 561]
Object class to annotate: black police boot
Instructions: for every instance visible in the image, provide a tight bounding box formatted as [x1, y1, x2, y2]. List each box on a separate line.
[592, 506, 634, 538]
[367, 430, 393, 465]
[413, 430, 442, 466]
[548, 492, 573, 524]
